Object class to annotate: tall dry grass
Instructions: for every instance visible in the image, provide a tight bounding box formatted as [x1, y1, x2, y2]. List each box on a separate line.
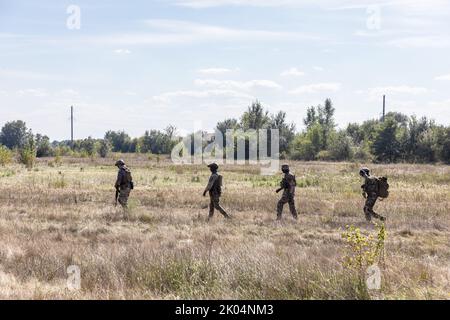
[0, 155, 449, 299]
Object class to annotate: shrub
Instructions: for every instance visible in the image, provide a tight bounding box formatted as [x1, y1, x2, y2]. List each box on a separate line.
[0, 145, 13, 166]
[19, 138, 37, 169]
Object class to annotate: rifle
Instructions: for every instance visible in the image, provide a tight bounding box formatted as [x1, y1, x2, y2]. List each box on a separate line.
[115, 188, 120, 207]
[276, 179, 289, 193]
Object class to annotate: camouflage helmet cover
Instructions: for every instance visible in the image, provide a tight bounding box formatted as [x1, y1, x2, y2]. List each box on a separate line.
[207, 163, 219, 171]
[115, 159, 125, 167]
[359, 167, 370, 176]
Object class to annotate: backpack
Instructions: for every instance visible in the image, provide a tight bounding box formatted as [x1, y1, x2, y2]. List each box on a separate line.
[211, 174, 223, 195]
[376, 176, 389, 198]
[121, 167, 134, 189]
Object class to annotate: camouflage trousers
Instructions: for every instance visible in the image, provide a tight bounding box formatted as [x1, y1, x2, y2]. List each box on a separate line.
[209, 193, 230, 219]
[118, 187, 131, 209]
[277, 192, 298, 219]
[364, 192, 385, 221]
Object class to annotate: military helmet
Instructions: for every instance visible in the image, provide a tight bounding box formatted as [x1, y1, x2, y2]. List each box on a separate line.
[207, 163, 219, 171]
[281, 164, 290, 173]
[359, 167, 370, 177]
[115, 159, 125, 167]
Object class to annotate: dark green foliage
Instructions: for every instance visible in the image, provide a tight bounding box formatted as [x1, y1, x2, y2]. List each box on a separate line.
[0, 120, 29, 149]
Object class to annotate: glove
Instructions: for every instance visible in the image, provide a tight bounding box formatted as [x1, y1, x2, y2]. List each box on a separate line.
[203, 191, 207, 197]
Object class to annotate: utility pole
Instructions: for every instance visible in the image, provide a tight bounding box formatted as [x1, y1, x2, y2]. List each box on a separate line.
[71, 106, 74, 148]
[382, 95, 386, 122]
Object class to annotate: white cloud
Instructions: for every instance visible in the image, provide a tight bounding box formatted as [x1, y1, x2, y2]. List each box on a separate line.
[114, 49, 131, 54]
[290, 82, 341, 94]
[195, 79, 283, 91]
[0, 68, 59, 81]
[387, 36, 450, 48]
[172, 0, 450, 10]
[152, 89, 252, 104]
[16, 89, 48, 97]
[367, 85, 429, 96]
[435, 74, 450, 81]
[280, 68, 305, 77]
[313, 66, 324, 72]
[197, 68, 239, 75]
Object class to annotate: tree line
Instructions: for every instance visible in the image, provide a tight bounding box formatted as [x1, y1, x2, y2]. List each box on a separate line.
[1, 99, 449, 167]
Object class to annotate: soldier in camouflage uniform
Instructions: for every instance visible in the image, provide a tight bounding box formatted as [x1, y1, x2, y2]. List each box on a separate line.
[276, 164, 298, 220]
[360, 167, 385, 222]
[203, 163, 230, 220]
[115, 159, 133, 209]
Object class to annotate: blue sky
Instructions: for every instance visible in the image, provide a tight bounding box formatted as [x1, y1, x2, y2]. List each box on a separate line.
[0, 0, 449, 140]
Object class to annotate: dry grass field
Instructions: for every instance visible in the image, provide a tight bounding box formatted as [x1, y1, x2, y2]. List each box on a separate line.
[0, 155, 449, 300]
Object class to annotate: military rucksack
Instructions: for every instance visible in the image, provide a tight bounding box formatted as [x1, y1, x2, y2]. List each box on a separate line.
[376, 176, 389, 198]
[211, 174, 223, 195]
[121, 167, 133, 189]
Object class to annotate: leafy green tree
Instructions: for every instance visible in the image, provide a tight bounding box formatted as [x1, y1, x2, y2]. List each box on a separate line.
[0, 120, 29, 149]
[303, 106, 317, 129]
[216, 118, 238, 137]
[372, 118, 401, 163]
[327, 131, 354, 161]
[346, 123, 365, 145]
[290, 134, 316, 161]
[35, 134, 54, 157]
[98, 139, 111, 158]
[439, 127, 450, 163]
[270, 111, 296, 154]
[104, 131, 132, 153]
[240, 100, 270, 130]
[80, 137, 97, 156]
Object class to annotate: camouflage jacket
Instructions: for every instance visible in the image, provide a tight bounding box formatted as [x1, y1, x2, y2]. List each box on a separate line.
[115, 165, 132, 189]
[280, 172, 296, 195]
[204, 173, 222, 196]
[361, 176, 378, 195]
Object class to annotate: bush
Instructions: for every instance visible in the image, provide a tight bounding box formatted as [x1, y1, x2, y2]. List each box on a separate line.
[327, 132, 354, 161]
[0, 145, 13, 166]
[290, 135, 316, 161]
[98, 140, 111, 158]
[317, 150, 332, 161]
[19, 145, 36, 169]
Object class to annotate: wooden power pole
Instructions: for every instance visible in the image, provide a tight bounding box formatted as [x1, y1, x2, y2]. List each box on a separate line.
[382, 95, 386, 122]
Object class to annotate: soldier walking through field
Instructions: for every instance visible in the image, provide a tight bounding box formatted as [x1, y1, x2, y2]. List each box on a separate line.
[203, 163, 231, 221]
[360, 167, 388, 222]
[276, 164, 298, 220]
[115, 159, 134, 209]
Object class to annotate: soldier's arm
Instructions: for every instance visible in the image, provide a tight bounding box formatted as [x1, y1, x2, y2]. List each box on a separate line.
[115, 171, 122, 189]
[203, 175, 218, 195]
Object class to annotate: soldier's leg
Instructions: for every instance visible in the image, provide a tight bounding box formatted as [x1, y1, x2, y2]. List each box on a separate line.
[213, 196, 230, 219]
[363, 196, 374, 221]
[277, 194, 288, 220]
[364, 194, 385, 221]
[208, 196, 215, 219]
[368, 196, 385, 221]
[288, 195, 298, 219]
[118, 188, 130, 209]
